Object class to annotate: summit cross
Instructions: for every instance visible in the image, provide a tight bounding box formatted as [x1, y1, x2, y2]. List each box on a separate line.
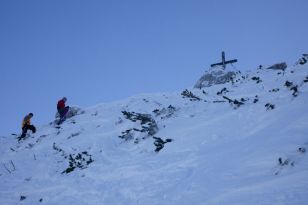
[211, 51, 238, 69]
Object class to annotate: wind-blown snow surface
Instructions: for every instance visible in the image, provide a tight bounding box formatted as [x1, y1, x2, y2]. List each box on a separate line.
[1, 63, 308, 205]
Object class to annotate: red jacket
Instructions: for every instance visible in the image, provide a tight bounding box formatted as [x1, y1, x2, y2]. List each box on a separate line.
[57, 100, 65, 110]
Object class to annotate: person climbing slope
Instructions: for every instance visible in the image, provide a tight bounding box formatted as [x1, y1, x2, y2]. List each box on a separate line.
[19, 113, 36, 140]
[57, 97, 70, 124]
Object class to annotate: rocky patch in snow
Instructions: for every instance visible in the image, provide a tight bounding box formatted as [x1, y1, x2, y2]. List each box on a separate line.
[52, 143, 93, 174]
[152, 105, 177, 119]
[223, 96, 245, 109]
[284, 81, 299, 97]
[181, 89, 202, 101]
[119, 111, 173, 152]
[265, 103, 275, 110]
[153, 137, 173, 152]
[251, 76, 262, 84]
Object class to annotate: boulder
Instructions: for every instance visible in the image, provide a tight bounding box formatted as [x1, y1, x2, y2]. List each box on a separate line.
[194, 67, 236, 88]
[266, 62, 287, 71]
[55, 106, 85, 119]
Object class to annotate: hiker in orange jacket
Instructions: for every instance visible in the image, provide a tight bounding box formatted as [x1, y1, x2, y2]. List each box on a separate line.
[20, 113, 36, 140]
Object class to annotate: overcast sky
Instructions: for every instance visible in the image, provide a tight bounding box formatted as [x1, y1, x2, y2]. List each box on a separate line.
[1, 0, 307, 136]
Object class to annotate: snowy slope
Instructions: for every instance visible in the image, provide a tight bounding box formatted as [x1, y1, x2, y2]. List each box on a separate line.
[1, 58, 308, 205]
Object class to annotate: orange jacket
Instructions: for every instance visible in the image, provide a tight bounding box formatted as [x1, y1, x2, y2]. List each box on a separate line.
[22, 115, 31, 128]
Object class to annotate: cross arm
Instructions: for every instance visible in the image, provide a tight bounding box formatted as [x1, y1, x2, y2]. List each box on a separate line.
[210, 59, 237, 67]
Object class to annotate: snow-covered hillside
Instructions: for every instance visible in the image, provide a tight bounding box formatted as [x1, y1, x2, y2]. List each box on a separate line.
[1, 56, 308, 205]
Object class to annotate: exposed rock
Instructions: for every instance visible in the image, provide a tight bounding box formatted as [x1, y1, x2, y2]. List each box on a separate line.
[119, 111, 158, 141]
[298, 54, 308, 65]
[266, 62, 287, 71]
[269, 88, 280, 93]
[52, 143, 93, 174]
[253, 95, 259, 103]
[284, 81, 299, 96]
[299, 147, 306, 153]
[153, 105, 177, 119]
[223, 96, 245, 108]
[290, 86, 298, 97]
[20, 195, 26, 201]
[251, 76, 262, 83]
[194, 68, 236, 88]
[153, 137, 173, 152]
[265, 103, 275, 110]
[62, 152, 93, 174]
[216, 88, 229, 95]
[284, 81, 293, 87]
[181, 89, 202, 101]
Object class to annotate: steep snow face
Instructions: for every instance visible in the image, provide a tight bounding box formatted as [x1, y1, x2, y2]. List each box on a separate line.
[1, 60, 308, 205]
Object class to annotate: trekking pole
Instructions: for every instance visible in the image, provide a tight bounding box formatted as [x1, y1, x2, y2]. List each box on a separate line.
[2, 163, 11, 174]
[10, 160, 16, 171]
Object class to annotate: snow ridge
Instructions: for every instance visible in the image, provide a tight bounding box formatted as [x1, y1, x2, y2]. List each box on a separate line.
[1, 56, 308, 205]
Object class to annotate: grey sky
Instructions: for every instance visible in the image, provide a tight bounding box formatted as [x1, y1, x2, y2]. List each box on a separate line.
[1, 0, 307, 135]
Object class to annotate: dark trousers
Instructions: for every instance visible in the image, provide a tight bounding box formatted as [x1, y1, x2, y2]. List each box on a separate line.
[21, 125, 36, 136]
[58, 106, 69, 119]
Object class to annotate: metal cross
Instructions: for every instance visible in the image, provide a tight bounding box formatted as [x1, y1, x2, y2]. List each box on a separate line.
[211, 51, 238, 69]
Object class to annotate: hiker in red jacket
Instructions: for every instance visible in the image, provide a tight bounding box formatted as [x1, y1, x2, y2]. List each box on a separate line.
[57, 97, 69, 119]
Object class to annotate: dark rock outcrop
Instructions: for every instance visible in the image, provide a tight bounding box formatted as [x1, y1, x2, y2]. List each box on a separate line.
[266, 62, 287, 71]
